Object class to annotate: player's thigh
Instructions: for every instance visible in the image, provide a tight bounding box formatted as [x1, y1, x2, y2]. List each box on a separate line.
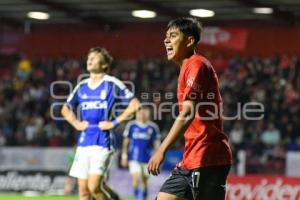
[77, 178, 89, 194]
[159, 168, 192, 200]
[131, 172, 141, 185]
[87, 174, 103, 192]
[157, 192, 186, 200]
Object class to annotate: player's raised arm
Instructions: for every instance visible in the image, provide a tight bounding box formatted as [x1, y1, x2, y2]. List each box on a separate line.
[147, 100, 195, 176]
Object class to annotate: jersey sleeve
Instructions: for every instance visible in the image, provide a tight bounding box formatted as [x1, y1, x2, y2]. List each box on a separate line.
[182, 61, 206, 101]
[66, 84, 80, 109]
[123, 122, 133, 138]
[114, 80, 134, 106]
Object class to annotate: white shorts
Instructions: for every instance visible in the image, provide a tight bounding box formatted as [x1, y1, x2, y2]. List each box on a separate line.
[129, 161, 149, 177]
[69, 146, 113, 179]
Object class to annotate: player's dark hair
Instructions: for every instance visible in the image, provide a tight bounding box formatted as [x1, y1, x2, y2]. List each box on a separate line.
[88, 47, 113, 71]
[167, 17, 202, 44]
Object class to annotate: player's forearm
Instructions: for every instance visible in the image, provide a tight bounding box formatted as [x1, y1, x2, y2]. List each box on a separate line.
[61, 104, 79, 128]
[158, 107, 195, 154]
[121, 139, 129, 157]
[116, 98, 140, 123]
[154, 140, 161, 150]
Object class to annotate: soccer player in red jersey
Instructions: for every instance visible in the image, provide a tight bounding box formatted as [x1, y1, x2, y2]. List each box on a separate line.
[147, 17, 233, 200]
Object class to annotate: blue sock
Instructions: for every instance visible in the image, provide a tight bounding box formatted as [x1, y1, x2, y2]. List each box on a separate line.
[133, 187, 139, 200]
[141, 189, 147, 200]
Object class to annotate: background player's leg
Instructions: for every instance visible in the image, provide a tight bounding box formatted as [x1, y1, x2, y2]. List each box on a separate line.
[64, 176, 74, 195]
[102, 181, 120, 200]
[78, 178, 90, 200]
[141, 165, 149, 200]
[131, 173, 141, 200]
[141, 175, 148, 200]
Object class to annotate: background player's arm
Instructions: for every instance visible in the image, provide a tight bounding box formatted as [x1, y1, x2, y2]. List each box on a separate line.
[61, 104, 89, 131]
[148, 100, 195, 175]
[153, 124, 161, 151]
[121, 137, 130, 167]
[99, 98, 140, 130]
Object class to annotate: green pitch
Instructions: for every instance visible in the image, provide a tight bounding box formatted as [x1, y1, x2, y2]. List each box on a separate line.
[0, 194, 133, 200]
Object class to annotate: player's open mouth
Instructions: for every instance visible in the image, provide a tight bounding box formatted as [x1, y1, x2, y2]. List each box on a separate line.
[166, 47, 174, 56]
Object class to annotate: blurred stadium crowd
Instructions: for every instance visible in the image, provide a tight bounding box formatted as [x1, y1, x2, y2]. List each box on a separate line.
[0, 54, 299, 174]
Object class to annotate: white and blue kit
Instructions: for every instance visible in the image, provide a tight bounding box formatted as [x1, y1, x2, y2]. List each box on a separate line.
[123, 121, 160, 175]
[67, 75, 134, 179]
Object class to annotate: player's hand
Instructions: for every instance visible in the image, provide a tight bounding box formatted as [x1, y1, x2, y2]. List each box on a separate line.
[74, 120, 89, 131]
[147, 149, 165, 176]
[98, 121, 114, 130]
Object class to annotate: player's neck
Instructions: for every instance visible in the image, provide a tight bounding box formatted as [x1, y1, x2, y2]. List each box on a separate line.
[137, 120, 147, 124]
[89, 72, 106, 85]
[178, 51, 195, 68]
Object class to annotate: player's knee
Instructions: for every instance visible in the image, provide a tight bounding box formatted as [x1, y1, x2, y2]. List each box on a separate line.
[141, 181, 148, 189]
[132, 179, 139, 187]
[88, 184, 100, 196]
[78, 187, 89, 198]
[142, 177, 148, 186]
[132, 173, 140, 186]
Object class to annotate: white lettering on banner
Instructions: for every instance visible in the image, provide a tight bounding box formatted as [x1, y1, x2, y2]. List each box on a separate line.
[0, 172, 51, 191]
[0, 172, 67, 192]
[201, 27, 230, 45]
[81, 101, 107, 110]
[226, 178, 300, 200]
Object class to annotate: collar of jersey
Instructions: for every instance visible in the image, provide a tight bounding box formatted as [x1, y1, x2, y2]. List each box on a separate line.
[136, 121, 149, 128]
[87, 75, 107, 90]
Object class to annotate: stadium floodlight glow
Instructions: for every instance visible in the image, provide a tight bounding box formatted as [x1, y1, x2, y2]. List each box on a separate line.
[253, 7, 273, 14]
[189, 9, 215, 18]
[131, 10, 157, 18]
[27, 11, 50, 20]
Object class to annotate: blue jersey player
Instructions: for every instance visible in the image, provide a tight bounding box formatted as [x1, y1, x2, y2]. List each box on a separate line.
[61, 47, 140, 200]
[121, 106, 161, 200]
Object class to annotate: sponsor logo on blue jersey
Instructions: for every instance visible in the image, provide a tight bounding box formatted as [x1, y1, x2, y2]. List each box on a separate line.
[81, 101, 108, 110]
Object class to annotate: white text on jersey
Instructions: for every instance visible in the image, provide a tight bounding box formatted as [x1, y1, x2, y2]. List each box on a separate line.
[81, 101, 108, 110]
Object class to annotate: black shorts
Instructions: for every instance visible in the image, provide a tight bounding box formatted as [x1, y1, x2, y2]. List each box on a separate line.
[159, 165, 231, 200]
